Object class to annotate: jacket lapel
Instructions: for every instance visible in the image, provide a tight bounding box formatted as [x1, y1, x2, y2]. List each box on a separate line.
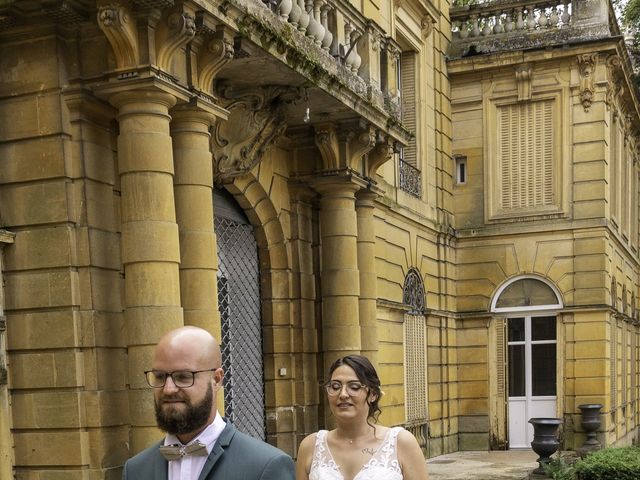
[197, 420, 236, 480]
[152, 441, 170, 480]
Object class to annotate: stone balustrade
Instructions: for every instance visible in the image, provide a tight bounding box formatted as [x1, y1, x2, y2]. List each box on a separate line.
[260, 0, 402, 117]
[451, 0, 572, 40]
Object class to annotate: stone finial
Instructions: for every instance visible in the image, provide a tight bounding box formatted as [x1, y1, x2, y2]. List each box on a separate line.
[578, 53, 598, 112]
[515, 64, 532, 101]
[97, 3, 139, 69]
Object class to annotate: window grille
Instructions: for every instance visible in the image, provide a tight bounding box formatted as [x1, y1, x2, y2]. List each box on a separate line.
[215, 212, 266, 440]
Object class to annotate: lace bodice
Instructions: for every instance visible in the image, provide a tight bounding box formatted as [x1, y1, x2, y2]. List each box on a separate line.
[309, 427, 403, 480]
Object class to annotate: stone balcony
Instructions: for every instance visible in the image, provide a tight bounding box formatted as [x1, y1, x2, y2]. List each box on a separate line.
[448, 0, 617, 59]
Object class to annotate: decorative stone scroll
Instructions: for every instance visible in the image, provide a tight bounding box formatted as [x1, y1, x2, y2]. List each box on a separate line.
[515, 64, 532, 101]
[211, 84, 298, 184]
[578, 53, 598, 112]
[97, 3, 139, 69]
[156, 8, 196, 72]
[314, 120, 376, 172]
[197, 26, 234, 97]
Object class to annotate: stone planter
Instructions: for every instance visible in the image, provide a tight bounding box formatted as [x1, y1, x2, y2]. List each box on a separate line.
[529, 417, 562, 475]
[578, 403, 603, 455]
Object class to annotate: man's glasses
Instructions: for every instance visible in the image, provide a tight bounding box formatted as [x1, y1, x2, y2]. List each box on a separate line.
[324, 380, 368, 396]
[144, 368, 220, 388]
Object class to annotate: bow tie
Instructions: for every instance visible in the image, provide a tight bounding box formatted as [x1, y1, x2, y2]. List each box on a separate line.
[159, 440, 208, 461]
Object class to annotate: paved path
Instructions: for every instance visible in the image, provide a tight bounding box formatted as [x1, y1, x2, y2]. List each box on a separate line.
[427, 450, 539, 480]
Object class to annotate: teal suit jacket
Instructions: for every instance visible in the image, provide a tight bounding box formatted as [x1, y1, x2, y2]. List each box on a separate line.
[122, 421, 295, 480]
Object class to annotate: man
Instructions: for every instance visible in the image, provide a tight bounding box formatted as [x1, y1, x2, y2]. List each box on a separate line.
[122, 326, 295, 480]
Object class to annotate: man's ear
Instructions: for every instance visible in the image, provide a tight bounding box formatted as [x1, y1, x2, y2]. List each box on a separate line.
[213, 368, 224, 387]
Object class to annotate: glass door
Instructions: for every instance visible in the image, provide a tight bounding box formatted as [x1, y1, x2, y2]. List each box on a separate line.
[508, 315, 557, 448]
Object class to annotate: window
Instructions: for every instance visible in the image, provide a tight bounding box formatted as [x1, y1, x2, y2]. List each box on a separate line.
[455, 155, 467, 184]
[398, 49, 421, 197]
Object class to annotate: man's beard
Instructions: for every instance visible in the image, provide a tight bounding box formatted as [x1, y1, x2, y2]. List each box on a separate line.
[155, 383, 213, 436]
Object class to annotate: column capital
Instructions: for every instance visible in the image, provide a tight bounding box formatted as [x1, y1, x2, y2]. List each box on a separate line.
[312, 172, 366, 198]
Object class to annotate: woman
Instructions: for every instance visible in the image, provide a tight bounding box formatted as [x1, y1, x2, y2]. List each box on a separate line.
[296, 355, 429, 480]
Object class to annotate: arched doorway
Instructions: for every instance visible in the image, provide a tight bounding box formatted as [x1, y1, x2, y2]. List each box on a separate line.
[213, 189, 266, 439]
[491, 276, 563, 449]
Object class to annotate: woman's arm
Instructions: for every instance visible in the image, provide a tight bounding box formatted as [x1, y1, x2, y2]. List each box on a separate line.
[295, 433, 317, 480]
[397, 429, 429, 480]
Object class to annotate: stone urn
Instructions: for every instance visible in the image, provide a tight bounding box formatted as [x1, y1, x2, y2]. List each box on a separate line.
[578, 404, 603, 454]
[529, 418, 562, 475]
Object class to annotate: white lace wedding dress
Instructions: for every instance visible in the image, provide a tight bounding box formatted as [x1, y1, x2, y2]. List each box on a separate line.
[309, 427, 404, 480]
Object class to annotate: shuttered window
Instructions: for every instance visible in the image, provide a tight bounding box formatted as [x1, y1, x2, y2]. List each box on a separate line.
[404, 314, 428, 423]
[497, 100, 554, 210]
[401, 51, 417, 168]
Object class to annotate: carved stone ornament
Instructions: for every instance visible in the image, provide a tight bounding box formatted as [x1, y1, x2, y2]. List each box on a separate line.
[211, 85, 298, 183]
[421, 14, 436, 39]
[367, 136, 394, 178]
[515, 64, 532, 101]
[314, 125, 340, 170]
[578, 53, 598, 112]
[197, 27, 234, 96]
[314, 121, 377, 171]
[605, 54, 622, 110]
[97, 4, 139, 69]
[156, 9, 196, 72]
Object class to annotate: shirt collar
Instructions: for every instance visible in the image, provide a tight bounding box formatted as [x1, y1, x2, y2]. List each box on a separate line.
[163, 411, 226, 454]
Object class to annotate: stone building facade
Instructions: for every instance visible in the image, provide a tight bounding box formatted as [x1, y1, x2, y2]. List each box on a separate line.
[0, 0, 637, 478]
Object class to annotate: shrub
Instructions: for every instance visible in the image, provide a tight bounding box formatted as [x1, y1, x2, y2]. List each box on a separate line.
[575, 446, 640, 480]
[543, 457, 577, 480]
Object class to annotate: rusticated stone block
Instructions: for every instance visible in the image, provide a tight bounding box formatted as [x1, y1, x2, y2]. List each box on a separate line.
[9, 350, 83, 389]
[14, 431, 89, 466]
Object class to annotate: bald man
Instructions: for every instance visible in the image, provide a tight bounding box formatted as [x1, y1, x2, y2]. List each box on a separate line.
[122, 326, 295, 480]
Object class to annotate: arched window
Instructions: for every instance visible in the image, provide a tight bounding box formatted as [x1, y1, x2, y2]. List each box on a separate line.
[403, 268, 426, 314]
[491, 276, 562, 313]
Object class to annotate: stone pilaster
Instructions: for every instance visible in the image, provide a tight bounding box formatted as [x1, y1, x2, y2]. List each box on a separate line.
[110, 89, 183, 453]
[0, 231, 15, 480]
[171, 106, 221, 340]
[356, 189, 379, 367]
[315, 178, 362, 371]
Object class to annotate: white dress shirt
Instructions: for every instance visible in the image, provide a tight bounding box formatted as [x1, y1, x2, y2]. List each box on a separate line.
[164, 412, 226, 480]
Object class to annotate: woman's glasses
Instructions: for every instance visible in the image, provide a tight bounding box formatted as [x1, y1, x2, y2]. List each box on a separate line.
[324, 380, 368, 396]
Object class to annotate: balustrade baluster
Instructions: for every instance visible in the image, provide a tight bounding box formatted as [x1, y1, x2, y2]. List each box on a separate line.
[538, 8, 548, 29]
[470, 13, 480, 37]
[504, 10, 514, 32]
[526, 6, 536, 30]
[320, 4, 333, 51]
[549, 6, 559, 27]
[516, 7, 525, 30]
[297, 0, 309, 33]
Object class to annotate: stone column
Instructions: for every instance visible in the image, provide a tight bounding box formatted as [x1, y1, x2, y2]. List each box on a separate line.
[110, 89, 183, 453]
[356, 189, 379, 367]
[316, 178, 361, 371]
[171, 107, 222, 341]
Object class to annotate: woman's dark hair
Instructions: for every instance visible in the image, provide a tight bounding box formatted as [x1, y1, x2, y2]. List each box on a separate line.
[327, 354, 382, 422]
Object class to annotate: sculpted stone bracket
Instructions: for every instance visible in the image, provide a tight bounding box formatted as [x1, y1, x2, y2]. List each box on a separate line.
[194, 23, 234, 98]
[156, 4, 197, 72]
[314, 121, 377, 172]
[211, 84, 299, 184]
[97, 3, 139, 69]
[578, 53, 597, 112]
[515, 64, 532, 102]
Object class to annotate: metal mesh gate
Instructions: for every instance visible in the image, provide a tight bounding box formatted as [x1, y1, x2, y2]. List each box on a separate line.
[214, 204, 266, 440]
